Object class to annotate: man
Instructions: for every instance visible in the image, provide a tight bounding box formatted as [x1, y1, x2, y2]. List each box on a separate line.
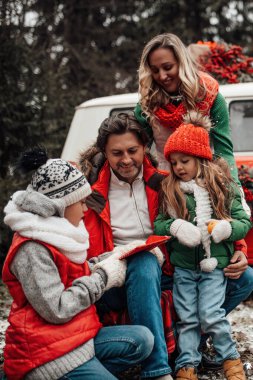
[80, 112, 253, 378]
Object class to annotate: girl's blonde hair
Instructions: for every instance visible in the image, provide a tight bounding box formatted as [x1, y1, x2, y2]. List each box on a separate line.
[138, 33, 205, 125]
[160, 158, 233, 220]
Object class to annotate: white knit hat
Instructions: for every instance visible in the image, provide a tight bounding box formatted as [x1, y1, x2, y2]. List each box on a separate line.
[31, 158, 91, 207]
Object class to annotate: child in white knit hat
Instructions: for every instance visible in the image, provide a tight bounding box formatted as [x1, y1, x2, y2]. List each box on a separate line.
[2, 147, 154, 380]
[154, 112, 251, 380]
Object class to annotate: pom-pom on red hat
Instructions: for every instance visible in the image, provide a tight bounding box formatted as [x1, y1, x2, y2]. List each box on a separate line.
[164, 111, 213, 161]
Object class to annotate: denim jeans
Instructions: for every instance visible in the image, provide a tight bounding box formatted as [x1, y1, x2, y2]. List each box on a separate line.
[59, 325, 154, 380]
[173, 267, 239, 372]
[161, 265, 253, 311]
[97, 251, 172, 378]
[197, 265, 253, 352]
[223, 266, 253, 314]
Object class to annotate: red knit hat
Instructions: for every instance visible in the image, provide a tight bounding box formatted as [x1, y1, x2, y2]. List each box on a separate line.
[164, 112, 213, 161]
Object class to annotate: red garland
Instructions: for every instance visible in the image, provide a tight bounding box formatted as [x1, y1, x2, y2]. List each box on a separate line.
[197, 41, 253, 84]
[194, 42, 253, 218]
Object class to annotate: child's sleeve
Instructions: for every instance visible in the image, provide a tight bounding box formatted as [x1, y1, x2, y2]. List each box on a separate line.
[234, 239, 247, 256]
[228, 190, 252, 241]
[11, 241, 107, 324]
[154, 212, 175, 236]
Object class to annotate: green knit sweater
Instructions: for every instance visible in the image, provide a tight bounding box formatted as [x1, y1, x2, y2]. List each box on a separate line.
[134, 93, 239, 184]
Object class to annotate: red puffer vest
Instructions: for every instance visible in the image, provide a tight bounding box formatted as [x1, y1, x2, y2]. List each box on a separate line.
[2, 233, 102, 380]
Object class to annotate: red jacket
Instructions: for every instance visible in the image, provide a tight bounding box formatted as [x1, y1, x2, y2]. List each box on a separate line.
[84, 156, 173, 275]
[2, 233, 101, 380]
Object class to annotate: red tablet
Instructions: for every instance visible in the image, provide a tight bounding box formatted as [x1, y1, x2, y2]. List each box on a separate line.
[119, 235, 170, 260]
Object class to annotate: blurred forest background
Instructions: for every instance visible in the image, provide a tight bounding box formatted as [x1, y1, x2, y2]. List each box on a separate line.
[1, 0, 253, 267]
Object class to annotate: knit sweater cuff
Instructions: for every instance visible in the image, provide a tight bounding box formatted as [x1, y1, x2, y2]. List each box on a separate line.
[95, 268, 107, 285]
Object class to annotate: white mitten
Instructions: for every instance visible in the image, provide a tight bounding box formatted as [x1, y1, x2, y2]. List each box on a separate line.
[170, 219, 201, 247]
[150, 247, 165, 267]
[210, 220, 232, 243]
[93, 241, 144, 263]
[112, 241, 164, 266]
[93, 256, 127, 290]
[97, 249, 122, 261]
[113, 240, 145, 258]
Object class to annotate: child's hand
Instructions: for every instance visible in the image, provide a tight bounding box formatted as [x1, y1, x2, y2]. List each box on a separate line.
[170, 219, 201, 247]
[207, 219, 232, 243]
[93, 256, 127, 290]
[111, 240, 145, 258]
[93, 241, 145, 262]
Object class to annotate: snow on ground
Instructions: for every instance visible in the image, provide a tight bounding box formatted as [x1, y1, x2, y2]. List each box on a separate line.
[198, 298, 253, 379]
[0, 281, 12, 365]
[0, 280, 253, 378]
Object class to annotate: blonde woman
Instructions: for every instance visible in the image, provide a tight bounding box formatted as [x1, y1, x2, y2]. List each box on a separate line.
[135, 33, 235, 175]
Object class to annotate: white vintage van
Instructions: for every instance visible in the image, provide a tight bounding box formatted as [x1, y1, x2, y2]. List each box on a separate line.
[61, 82, 253, 165]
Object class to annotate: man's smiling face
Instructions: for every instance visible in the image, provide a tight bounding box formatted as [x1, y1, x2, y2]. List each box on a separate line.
[105, 132, 145, 184]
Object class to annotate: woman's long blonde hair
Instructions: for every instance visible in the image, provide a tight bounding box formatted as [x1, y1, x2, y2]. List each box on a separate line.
[160, 157, 234, 221]
[138, 33, 205, 124]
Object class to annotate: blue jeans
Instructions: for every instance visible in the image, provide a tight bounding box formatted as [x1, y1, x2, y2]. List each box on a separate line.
[161, 265, 253, 313]
[223, 266, 253, 314]
[173, 267, 239, 372]
[59, 325, 154, 379]
[97, 251, 172, 378]
[197, 265, 253, 352]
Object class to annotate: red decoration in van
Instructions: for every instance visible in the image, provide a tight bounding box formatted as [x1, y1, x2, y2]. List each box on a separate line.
[196, 41, 253, 84]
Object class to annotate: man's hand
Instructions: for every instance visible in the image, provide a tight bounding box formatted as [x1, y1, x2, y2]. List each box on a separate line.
[223, 251, 248, 279]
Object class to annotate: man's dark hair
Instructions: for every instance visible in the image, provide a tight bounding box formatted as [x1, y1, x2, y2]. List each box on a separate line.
[79, 112, 154, 184]
[96, 112, 149, 151]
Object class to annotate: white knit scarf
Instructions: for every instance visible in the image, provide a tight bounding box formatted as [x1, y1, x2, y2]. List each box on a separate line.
[4, 196, 89, 264]
[176, 180, 219, 272]
[179, 180, 213, 262]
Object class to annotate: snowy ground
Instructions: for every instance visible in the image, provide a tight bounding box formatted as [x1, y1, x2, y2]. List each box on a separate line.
[0, 281, 12, 366]
[0, 280, 253, 379]
[198, 298, 253, 379]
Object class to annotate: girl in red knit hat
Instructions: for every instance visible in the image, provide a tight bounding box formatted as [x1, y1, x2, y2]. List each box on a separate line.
[154, 112, 251, 380]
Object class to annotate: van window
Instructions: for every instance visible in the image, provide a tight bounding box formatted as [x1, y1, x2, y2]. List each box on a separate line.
[229, 100, 253, 153]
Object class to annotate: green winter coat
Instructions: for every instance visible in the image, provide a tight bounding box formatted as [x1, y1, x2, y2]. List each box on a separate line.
[154, 188, 252, 271]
